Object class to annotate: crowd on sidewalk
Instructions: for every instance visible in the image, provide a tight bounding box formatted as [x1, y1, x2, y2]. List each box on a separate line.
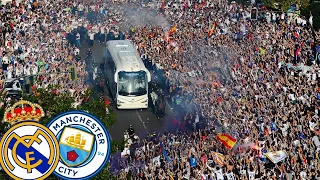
[0, 0, 320, 179]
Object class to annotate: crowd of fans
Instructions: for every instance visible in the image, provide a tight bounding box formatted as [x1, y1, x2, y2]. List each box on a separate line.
[110, 0, 320, 179]
[1, 0, 320, 179]
[0, 0, 89, 105]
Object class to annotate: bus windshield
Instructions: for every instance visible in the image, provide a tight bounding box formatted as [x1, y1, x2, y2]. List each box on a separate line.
[118, 71, 147, 96]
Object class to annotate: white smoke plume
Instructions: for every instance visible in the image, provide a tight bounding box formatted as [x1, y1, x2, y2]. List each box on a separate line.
[108, 4, 171, 33]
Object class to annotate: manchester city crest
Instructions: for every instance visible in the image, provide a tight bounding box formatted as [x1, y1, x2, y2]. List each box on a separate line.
[47, 111, 111, 180]
[59, 127, 95, 167]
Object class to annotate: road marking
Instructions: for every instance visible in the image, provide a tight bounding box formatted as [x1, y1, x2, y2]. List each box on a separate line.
[136, 110, 150, 134]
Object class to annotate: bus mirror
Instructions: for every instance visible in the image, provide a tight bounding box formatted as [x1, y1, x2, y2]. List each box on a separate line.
[147, 70, 151, 82]
[114, 74, 118, 83]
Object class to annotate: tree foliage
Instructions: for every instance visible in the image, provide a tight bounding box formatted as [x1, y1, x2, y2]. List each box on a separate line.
[302, 2, 320, 30]
[263, 0, 309, 11]
[262, 0, 276, 9]
[78, 96, 116, 128]
[15, 86, 117, 128]
[22, 86, 74, 126]
[91, 165, 118, 180]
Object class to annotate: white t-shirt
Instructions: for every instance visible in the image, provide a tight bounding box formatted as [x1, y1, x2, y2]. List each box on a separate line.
[2, 56, 9, 64]
[89, 32, 95, 40]
[226, 172, 235, 180]
[78, 4, 84, 11]
[280, 124, 289, 136]
[69, 89, 76, 96]
[248, 170, 256, 180]
[183, 172, 190, 179]
[300, 171, 307, 180]
[313, 73, 317, 81]
[310, 121, 318, 131]
[302, 19, 307, 26]
[297, 17, 302, 24]
[76, 33, 80, 40]
[306, 73, 311, 81]
[214, 168, 224, 180]
[32, 66, 38, 75]
[289, 93, 295, 101]
[7, 69, 12, 79]
[74, 48, 80, 55]
[312, 136, 320, 147]
[24, 67, 30, 75]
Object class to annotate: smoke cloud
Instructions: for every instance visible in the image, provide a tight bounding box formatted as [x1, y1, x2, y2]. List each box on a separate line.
[108, 4, 171, 33]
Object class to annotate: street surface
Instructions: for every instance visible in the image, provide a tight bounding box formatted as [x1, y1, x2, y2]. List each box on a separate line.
[80, 41, 175, 141]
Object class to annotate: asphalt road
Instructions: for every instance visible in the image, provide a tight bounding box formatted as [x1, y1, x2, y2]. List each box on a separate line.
[79, 41, 175, 141]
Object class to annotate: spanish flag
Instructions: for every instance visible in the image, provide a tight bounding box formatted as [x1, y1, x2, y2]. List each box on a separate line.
[168, 26, 177, 35]
[216, 134, 237, 149]
[208, 22, 216, 37]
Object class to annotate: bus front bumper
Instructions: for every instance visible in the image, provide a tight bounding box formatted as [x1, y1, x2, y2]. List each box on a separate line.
[117, 103, 148, 109]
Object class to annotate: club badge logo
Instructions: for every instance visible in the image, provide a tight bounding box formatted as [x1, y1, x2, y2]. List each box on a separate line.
[0, 99, 60, 180]
[47, 111, 111, 179]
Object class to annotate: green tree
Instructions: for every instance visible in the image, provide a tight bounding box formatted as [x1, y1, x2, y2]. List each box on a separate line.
[18, 86, 116, 127]
[22, 86, 74, 126]
[302, 2, 320, 30]
[263, 0, 309, 11]
[78, 96, 116, 128]
[262, 0, 277, 9]
[91, 165, 118, 180]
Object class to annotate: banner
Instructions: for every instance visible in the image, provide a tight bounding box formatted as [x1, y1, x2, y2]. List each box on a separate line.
[211, 152, 224, 166]
[266, 151, 287, 164]
[160, 141, 171, 163]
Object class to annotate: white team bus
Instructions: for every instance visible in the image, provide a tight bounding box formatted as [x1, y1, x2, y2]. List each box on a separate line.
[104, 40, 151, 109]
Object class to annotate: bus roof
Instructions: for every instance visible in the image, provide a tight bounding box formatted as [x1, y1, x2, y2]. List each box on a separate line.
[106, 40, 147, 72]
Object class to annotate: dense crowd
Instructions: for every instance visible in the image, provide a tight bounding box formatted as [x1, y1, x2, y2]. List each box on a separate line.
[0, 0, 89, 105]
[1, 0, 320, 179]
[110, 0, 320, 180]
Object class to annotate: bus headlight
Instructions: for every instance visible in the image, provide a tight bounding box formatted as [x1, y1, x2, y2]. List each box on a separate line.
[141, 99, 148, 103]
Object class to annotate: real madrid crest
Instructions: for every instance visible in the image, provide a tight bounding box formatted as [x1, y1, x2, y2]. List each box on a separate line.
[47, 111, 112, 180]
[0, 99, 60, 180]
